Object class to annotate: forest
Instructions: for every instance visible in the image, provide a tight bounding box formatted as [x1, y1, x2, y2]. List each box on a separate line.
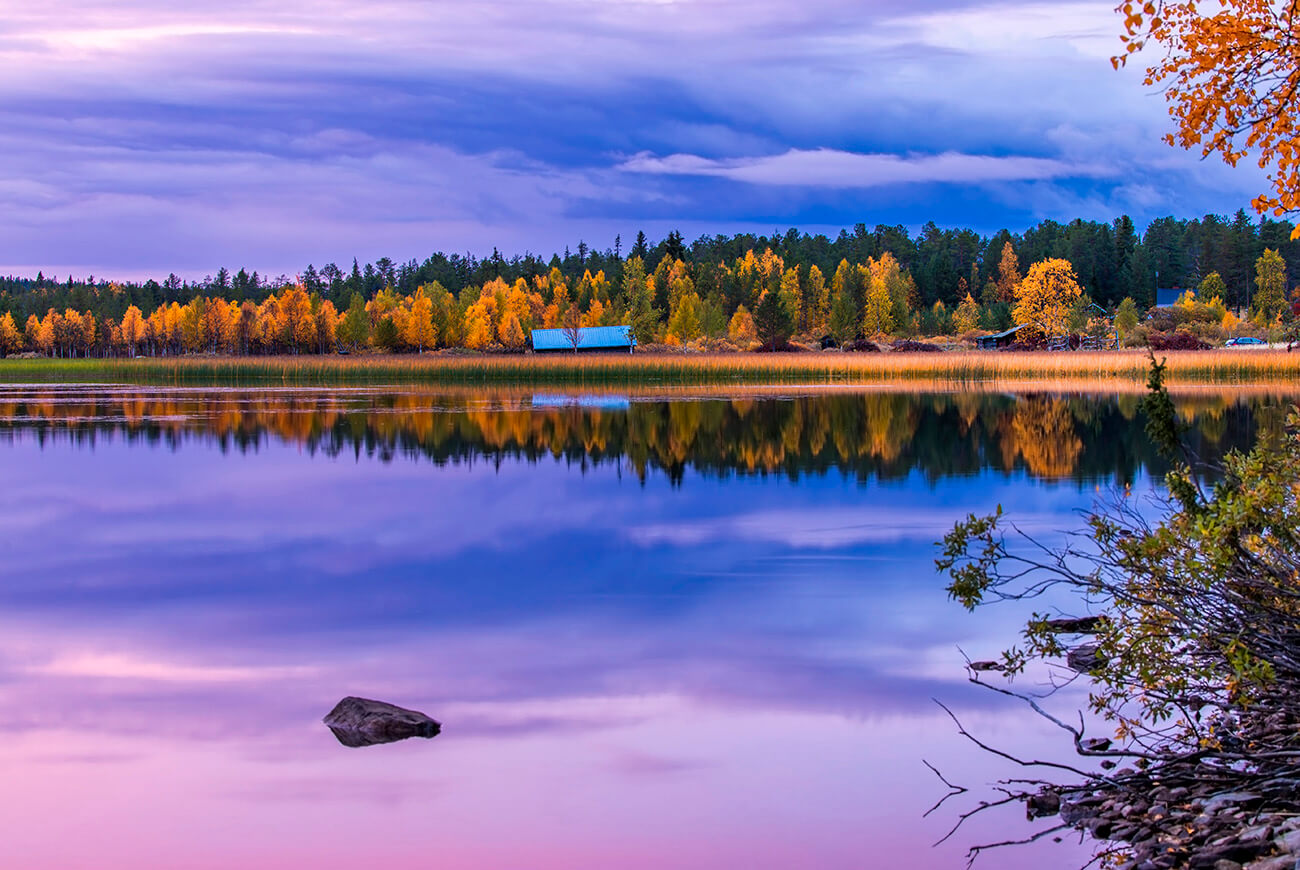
[1, 211, 1297, 357]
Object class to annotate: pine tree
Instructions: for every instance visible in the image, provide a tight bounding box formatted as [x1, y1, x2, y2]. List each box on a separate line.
[753, 289, 794, 351]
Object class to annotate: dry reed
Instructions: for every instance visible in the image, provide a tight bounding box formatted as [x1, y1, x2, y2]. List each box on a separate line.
[3, 349, 1299, 386]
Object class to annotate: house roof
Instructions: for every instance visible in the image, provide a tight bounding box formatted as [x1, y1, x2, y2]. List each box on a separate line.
[1154, 287, 1182, 307]
[979, 323, 1031, 341]
[531, 326, 636, 351]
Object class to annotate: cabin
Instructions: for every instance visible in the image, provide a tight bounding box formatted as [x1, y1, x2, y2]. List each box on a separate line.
[530, 325, 636, 353]
[974, 323, 1031, 350]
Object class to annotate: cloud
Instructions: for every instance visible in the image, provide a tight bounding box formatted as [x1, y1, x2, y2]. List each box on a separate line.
[619, 148, 1112, 188]
[0, 0, 1270, 275]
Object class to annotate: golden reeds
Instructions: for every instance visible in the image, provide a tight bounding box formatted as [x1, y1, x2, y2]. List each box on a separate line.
[3, 349, 1299, 386]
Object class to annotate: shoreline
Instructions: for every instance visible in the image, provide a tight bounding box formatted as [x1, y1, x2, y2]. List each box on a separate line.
[2, 349, 1300, 387]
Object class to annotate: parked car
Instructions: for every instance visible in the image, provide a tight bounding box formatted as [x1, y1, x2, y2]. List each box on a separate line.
[1225, 336, 1267, 347]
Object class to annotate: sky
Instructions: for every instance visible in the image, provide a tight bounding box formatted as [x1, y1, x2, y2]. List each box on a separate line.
[0, 0, 1270, 279]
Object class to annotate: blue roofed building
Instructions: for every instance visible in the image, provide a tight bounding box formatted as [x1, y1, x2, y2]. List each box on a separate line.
[530, 326, 636, 353]
[1154, 288, 1183, 308]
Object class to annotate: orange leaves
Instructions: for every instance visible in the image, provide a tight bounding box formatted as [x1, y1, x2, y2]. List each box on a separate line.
[1119, 0, 1300, 225]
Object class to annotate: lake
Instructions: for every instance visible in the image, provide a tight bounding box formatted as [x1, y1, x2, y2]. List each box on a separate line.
[0, 383, 1291, 869]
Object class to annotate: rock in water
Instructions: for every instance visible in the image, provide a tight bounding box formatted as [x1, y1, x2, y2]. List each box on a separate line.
[323, 697, 441, 748]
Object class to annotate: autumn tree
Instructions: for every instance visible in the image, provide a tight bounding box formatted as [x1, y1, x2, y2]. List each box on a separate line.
[953, 293, 981, 334]
[1013, 258, 1084, 338]
[405, 288, 436, 352]
[0, 312, 20, 356]
[314, 300, 339, 354]
[665, 292, 702, 345]
[1118, 1, 1300, 235]
[560, 296, 584, 352]
[499, 311, 527, 350]
[624, 257, 660, 346]
[120, 305, 145, 357]
[1253, 247, 1287, 323]
[861, 264, 895, 337]
[1198, 270, 1228, 301]
[728, 304, 757, 346]
[24, 314, 40, 353]
[805, 265, 829, 334]
[1115, 296, 1140, 337]
[338, 293, 369, 350]
[583, 297, 606, 328]
[779, 268, 801, 332]
[996, 241, 1021, 302]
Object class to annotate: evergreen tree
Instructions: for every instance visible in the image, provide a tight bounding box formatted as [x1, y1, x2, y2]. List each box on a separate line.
[753, 288, 793, 351]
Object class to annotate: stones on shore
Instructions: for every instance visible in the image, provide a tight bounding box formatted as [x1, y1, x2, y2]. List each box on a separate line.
[323, 696, 441, 748]
[1030, 780, 1300, 870]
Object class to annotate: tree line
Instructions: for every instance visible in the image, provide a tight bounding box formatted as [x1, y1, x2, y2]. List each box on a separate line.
[2, 212, 1298, 357]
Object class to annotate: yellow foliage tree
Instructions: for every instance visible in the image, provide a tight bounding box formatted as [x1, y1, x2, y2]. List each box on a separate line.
[24, 314, 40, 352]
[997, 242, 1021, 302]
[464, 305, 494, 349]
[1013, 258, 1084, 338]
[953, 293, 981, 333]
[806, 265, 828, 333]
[583, 297, 605, 328]
[405, 288, 437, 352]
[119, 305, 144, 357]
[861, 265, 895, 337]
[728, 304, 757, 345]
[498, 311, 526, 350]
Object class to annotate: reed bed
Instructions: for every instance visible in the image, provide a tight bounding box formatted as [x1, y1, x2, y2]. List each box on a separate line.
[3, 349, 1299, 386]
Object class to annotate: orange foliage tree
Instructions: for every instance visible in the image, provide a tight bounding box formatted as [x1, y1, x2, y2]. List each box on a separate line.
[1117, 1, 1300, 235]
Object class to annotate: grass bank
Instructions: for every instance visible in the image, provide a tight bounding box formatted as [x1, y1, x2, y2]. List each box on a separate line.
[3, 349, 1299, 386]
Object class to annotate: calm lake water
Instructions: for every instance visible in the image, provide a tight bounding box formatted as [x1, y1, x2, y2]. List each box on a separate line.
[0, 384, 1292, 869]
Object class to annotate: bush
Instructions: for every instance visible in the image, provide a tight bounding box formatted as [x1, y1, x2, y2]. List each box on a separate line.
[1148, 330, 1211, 350]
[890, 339, 943, 353]
[841, 338, 881, 353]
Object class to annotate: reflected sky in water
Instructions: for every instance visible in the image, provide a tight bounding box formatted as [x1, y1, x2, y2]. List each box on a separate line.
[1, 386, 1294, 869]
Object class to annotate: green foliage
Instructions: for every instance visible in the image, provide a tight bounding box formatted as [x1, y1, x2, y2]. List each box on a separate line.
[1198, 271, 1227, 300]
[624, 257, 660, 345]
[1254, 248, 1288, 323]
[666, 292, 702, 344]
[372, 315, 398, 351]
[828, 282, 859, 342]
[753, 288, 794, 350]
[939, 356, 1300, 763]
[1115, 296, 1140, 336]
[338, 293, 369, 349]
[699, 294, 728, 338]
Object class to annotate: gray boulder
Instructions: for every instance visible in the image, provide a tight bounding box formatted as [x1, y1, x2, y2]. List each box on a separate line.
[323, 696, 441, 748]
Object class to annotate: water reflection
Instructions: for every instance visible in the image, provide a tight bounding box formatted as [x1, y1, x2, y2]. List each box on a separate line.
[0, 384, 1289, 483]
[0, 385, 1294, 870]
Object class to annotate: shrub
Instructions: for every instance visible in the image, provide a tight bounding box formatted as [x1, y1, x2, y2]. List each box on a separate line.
[842, 338, 882, 353]
[890, 339, 943, 353]
[1148, 330, 1211, 351]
